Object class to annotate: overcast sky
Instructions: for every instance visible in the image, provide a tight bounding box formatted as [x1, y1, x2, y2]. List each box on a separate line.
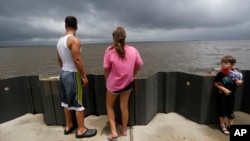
[0, 0, 250, 46]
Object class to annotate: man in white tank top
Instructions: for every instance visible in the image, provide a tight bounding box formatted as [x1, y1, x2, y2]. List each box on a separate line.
[57, 16, 97, 138]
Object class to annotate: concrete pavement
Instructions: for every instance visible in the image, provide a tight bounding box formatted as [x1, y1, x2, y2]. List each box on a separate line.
[0, 114, 130, 141]
[0, 112, 249, 141]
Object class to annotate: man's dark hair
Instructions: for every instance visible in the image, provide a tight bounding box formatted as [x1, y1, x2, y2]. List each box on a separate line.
[65, 16, 77, 30]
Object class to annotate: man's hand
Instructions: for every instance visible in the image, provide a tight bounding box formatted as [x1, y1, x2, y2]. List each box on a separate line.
[82, 76, 88, 87]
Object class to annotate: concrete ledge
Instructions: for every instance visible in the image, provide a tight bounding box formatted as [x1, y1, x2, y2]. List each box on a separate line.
[1, 71, 249, 126]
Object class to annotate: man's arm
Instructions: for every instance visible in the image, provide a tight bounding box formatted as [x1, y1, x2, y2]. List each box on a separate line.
[70, 37, 88, 86]
[214, 82, 231, 95]
[57, 51, 63, 68]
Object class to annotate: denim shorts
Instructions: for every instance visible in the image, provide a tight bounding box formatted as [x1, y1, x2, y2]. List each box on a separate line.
[111, 81, 133, 95]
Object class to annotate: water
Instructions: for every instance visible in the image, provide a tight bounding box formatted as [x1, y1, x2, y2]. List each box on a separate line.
[0, 40, 250, 78]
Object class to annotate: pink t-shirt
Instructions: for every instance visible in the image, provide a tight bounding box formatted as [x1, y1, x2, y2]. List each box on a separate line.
[103, 45, 143, 92]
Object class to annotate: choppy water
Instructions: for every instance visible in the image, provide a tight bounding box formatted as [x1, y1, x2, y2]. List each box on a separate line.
[0, 40, 250, 78]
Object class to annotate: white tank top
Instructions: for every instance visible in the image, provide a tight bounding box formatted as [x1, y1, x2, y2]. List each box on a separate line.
[57, 34, 78, 72]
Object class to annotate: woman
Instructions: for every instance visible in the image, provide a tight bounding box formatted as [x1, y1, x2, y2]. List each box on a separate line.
[103, 26, 143, 140]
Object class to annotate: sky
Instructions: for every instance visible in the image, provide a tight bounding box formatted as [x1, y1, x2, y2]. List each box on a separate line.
[0, 0, 250, 46]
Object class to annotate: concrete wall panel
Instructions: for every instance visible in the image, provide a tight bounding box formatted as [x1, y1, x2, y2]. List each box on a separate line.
[0, 77, 32, 123]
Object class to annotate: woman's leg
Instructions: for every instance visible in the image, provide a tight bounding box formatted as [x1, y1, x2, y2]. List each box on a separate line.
[119, 91, 131, 135]
[106, 91, 118, 137]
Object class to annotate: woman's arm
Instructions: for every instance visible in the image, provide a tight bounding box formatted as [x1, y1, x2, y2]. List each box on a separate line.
[133, 66, 140, 77]
[104, 69, 110, 80]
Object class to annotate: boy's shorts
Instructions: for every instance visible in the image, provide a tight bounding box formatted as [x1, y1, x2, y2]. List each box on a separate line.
[59, 71, 85, 111]
[218, 94, 235, 119]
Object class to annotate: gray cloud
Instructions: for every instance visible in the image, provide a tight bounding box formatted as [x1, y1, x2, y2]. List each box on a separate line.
[0, 0, 250, 46]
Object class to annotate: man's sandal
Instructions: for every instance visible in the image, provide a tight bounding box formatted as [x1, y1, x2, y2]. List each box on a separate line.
[64, 125, 77, 135]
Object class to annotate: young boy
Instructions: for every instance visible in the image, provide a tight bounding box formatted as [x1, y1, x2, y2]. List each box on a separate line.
[214, 55, 243, 135]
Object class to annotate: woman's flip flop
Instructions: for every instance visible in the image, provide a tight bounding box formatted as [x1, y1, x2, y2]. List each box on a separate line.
[118, 125, 127, 136]
[107, 134, 118, 141]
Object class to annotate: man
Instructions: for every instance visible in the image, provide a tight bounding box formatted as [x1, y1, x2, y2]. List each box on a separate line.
[57, 16, 97, 138]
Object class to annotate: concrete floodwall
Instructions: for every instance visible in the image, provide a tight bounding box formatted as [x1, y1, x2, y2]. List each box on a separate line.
[40, 79, 57, 125]
[85, 75, 97, 116]
[173, 72, 217, 124]
[0, 76, 34, 123]
[134, 73, 162, 125]
[164, 72, 244, 124]
[94, 75, 107, 115]
[0, 71, 249, 126]
[241, 71, 250, 113]
[165, 72, 178, 113]
[27, 76, 43, 114]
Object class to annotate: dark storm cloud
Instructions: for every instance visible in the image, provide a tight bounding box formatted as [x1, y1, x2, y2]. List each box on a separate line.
[0, 0, 250, 45]
[89, 0, 250, 29]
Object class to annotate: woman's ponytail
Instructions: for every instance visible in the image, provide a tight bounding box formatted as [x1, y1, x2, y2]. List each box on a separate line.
[112, 26, 126, 59]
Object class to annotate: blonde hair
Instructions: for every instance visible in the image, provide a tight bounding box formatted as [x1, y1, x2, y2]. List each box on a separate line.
[112, 26, 126, 59]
